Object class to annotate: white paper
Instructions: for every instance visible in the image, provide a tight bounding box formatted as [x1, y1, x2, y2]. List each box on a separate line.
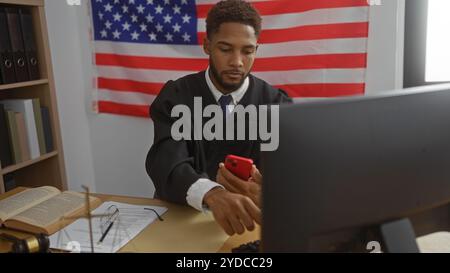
[49, 201, 167, 253]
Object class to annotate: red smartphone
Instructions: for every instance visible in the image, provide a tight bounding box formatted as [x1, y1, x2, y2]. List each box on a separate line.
[224, 155, 254, 180]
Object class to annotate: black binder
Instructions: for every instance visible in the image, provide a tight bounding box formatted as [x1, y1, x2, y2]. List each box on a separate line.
[5, 7, 29, 82]
[0, 104, 13, 167]
[19, 8, 39, 80]
[0, 7, 16, 84]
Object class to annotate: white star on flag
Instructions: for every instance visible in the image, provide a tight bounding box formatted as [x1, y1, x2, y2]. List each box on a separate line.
[172, 23, 181, 33]
[182, 32, 190, 42]
[155, 23, 163, 32]
[104, 20, 112, 29]
[104, 3, 113, 12]
[146, 14, 154, 23]
[140, 23, 148, 32]
[137, 4, 145, 14]
[149, 32, 157, 41]
[163, 14, 172, 23]
[131, 31, 140, 40]
[173, 5, 181, 14]
[112, 29, 121, 39]
[182, 14, 190, 24]
[165, 32, 173, 42]
[155, 5, 163, 14]
[122, 21, 131, 31]
[113, 12, 122, 22]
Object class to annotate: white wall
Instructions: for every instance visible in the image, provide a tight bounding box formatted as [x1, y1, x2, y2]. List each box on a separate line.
[44, 0, 405, 197]
[45, 0, 154, 198]
[366, 0, 405, 93]
[45, 1, 96, 193]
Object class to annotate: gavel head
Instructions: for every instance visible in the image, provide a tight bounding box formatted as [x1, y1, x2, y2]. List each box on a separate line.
[11, 233, 50, 253]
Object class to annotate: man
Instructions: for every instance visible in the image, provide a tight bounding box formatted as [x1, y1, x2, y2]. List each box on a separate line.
[146, 0, 291, 236]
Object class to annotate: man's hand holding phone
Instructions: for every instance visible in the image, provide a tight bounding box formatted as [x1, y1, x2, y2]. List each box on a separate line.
[217, 155, 262, 208]
[203, 155, 263, 236]
[224, 155, 254, 180]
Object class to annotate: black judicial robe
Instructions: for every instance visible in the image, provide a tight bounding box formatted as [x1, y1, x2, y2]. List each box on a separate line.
[146, 71, 292, 205]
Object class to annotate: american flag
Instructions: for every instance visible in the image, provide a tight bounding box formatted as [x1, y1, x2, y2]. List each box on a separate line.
[90, 0, 369, 118]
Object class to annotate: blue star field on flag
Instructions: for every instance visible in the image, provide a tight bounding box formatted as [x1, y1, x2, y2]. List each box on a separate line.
[91, 0, 198, 45]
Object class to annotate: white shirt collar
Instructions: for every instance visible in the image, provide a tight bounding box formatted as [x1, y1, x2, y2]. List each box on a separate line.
[205, 67, 249, 105]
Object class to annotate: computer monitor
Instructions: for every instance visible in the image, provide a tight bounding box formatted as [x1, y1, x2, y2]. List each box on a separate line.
[261, 83, 450, 252]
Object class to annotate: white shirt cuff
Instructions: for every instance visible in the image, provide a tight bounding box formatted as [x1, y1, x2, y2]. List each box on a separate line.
[186, 178, 224, 212]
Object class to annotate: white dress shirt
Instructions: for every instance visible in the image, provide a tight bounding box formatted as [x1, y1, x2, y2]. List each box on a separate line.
[186, 68, 249, 211]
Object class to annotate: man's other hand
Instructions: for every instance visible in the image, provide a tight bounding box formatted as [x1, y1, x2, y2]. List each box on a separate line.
[203, 187, 261, 236]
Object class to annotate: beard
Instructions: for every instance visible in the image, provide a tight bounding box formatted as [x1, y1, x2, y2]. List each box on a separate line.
[209, 59, 249, 93]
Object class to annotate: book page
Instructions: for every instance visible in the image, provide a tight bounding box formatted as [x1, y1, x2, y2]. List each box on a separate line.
[0, 186, 61, 223]
[9, 191, 90, 228]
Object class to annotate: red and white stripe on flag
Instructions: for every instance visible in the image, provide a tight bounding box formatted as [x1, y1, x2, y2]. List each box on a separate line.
[91, 0, 369, 118]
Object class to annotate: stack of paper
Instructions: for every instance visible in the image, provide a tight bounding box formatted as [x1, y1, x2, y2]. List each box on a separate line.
[49, 201, 167, 253]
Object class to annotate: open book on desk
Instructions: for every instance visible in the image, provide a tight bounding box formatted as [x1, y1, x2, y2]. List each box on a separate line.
[0, 186, 101, 235]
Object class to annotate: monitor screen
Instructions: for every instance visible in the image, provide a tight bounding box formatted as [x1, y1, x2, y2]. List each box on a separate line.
[261, 83, 450, 252]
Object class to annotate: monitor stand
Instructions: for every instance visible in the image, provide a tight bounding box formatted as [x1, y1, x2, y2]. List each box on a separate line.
[380, 218, 420, 253]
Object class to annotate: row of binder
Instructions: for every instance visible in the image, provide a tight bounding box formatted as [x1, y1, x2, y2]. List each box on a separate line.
[0, 6, 40, 84]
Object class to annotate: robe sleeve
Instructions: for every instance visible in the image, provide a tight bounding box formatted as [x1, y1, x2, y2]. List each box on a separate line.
[274, 88, 293, 104]
[145, 80, 209, 205]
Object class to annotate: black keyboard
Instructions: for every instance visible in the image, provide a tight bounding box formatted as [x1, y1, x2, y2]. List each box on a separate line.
[231, 240, 261, 253]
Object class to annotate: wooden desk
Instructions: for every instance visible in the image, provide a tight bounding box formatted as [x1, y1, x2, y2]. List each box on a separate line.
[0, 188, 259, 253]
[3, 188, 448, 253]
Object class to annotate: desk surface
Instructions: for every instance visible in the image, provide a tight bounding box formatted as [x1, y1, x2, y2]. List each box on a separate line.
[0, 188, 258, 253]
[2, 188, 450, 253]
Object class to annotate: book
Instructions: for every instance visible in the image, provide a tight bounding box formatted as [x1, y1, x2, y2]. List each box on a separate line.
[0, 186, 102, 235]
[15, 111, 31, 162]
[32, 98, 46, 154]
[40, 106, 54, 152]
[5, 110, 22, 164]
[0, 104, 13, 167]
[3, 174, 16, 192]
[2, 99, 40, 159]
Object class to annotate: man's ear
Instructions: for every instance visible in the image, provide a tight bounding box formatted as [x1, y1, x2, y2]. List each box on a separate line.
[203, 37, 211, 55]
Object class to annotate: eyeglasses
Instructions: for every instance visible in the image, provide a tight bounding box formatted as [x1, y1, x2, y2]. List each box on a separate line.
[144, 208, 164, 221]
[97, 205, 164, 244]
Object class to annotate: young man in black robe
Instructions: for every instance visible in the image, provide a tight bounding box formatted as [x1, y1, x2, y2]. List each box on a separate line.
[146, 0, 292, 236]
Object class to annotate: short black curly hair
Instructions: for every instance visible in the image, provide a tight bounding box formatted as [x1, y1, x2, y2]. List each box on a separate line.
[206, 0, 262, 39]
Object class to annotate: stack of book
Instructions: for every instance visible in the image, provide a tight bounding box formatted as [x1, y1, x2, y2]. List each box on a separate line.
[0, 99, 54, 168]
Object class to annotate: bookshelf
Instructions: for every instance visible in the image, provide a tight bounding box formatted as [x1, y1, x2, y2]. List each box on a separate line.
[0, 0, 67, 193]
